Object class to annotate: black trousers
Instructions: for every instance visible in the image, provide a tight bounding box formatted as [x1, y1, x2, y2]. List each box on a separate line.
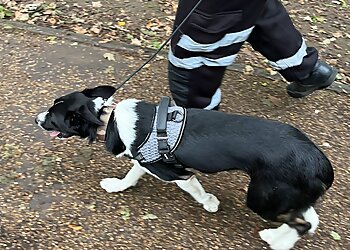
[168, 0, 318, 108]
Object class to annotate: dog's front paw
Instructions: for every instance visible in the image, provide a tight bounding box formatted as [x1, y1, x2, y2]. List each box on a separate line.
[202, 193, 220, 213]
[100, 178, 128, 193]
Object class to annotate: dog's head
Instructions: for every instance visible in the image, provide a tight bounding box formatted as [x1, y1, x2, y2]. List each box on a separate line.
[35, 85, 116, 143]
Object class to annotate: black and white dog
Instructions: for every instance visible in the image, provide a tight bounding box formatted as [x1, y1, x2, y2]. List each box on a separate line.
[35, 86, 334, 250]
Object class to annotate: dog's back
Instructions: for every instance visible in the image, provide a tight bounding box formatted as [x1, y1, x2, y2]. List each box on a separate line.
[176, 109, 331, 171]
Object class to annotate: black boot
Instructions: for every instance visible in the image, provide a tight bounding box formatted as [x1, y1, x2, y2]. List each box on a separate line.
[287, 61, 337, 98]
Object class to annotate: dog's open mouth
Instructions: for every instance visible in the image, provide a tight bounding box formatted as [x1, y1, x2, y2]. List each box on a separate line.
[49, 131, 68, 138]
[49, 131, 61, 137]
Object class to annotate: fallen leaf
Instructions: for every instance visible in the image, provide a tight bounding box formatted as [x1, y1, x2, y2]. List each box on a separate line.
[46, 36, 57, 44]
[14, 11, 30, 21]
[86, 204, 96, 211]
[45, 2, 57, 10]
[261, 82, 268, 87]
[141, 28, 157, 36]
[72, 17, 85, 23]
[92, 1, 103, 8]
[3, 24, 13, 29]
[333, 31, 343, 38]
[335, 73, 342, 80]
[142, 213, 158, 220]
[311, 15, 326, 23]
[42, 155, 62, 166]
[303, 15, 312, 22]
[72, 26, 88, 34]
[321, 37, 337, 45]
[47, 17, 57, 25]
[266, 68, 278, 76]
[0, 6, 13, 19]
[340, 0, 348, 8]
[118, 21, 126, 26]
[131, 38, 142, 46]
[155, 55, 166, 60]
[99, 39, 112, 44]
[90, 26, 102, 34]
[0, 144, 22, 159]
[42, 10, 54, 15]
[104, 65, 115, 74]
[0, 171, 17, 184]
[149, 40, 161, 49]
[244, 65, 254, 75]
[118, 207, 130, 220]
[330, 231, 341, 241]
[266, 95, 281, 106]
[103, 52, 116, 61]
[0, 176, 11, 184]
[68, 224, 83, 231]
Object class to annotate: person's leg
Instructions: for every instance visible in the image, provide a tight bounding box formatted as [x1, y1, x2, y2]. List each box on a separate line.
[247, 0, 337, 98]
[168, 0, 266, 108]
[168, 64, 225, 109]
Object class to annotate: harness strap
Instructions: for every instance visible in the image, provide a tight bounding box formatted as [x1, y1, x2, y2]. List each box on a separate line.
[156, 96, 177, 163]
[156, 96, 170, 134]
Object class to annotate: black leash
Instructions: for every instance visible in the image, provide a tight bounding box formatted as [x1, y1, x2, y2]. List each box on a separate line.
[114, 0, 203, 91]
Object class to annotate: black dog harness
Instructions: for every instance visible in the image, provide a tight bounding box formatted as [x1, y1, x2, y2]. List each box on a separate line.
[134, 97, 187, 164]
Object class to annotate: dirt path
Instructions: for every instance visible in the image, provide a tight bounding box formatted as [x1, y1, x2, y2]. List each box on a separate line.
[0, 24, 349, 249]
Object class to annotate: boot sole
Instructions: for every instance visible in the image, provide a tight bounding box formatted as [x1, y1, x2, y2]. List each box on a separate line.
[287, 69, 338, 98]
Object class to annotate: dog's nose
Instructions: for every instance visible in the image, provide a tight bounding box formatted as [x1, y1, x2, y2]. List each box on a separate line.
[36, 111, 48, 125]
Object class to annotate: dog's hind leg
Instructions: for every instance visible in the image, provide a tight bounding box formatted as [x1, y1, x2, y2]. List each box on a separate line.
[259, 206, 319, 250]
[100, 161, 146, 193]
[175, 176, 220, 213]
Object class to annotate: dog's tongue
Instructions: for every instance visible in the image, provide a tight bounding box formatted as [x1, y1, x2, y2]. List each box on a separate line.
[49, 131, 60, 137]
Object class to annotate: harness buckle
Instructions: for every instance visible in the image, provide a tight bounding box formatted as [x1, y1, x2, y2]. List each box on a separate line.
[161, 152, 177, 164]
[156, 136, 168, 140]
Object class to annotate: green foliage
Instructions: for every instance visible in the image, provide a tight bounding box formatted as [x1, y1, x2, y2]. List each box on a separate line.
[311, 15, 326, 23]
[0, 5, 12, 19]
[149, 40, 162, 49]
[340, 0, 348, 8]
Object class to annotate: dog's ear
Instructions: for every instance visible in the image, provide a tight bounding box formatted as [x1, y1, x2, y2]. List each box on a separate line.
[77, 105, 103, 126]
[82, 86, 116, 99]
